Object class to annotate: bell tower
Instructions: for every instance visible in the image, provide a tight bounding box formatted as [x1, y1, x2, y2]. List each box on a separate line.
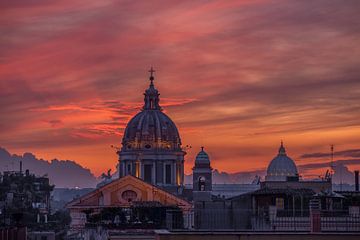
[192, 147, 212, 202]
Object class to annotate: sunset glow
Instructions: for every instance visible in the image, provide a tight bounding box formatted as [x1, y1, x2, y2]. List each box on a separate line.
[1, 0, 360, 179]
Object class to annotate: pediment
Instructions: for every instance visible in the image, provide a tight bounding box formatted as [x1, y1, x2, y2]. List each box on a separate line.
[66, 175, 191, 210]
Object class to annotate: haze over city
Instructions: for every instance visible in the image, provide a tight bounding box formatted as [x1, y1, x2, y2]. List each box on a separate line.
[1, 0, 360, 180]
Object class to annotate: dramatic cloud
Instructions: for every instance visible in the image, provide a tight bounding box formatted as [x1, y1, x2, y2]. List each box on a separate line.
[301, 149, 360, 159]
[1, 0, 360, 176]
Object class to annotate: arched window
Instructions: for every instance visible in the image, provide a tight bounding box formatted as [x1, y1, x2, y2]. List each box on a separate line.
[198, 176, 206, 191]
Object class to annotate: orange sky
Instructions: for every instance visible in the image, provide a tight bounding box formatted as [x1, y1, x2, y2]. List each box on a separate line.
[1, 0, 360, 178]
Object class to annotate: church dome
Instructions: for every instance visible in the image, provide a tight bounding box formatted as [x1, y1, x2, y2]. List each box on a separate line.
[121, 68, 181, 151]
[265, 142, 298, 181]
[195, 147, 210, 163]
[194, 147, 211, 168]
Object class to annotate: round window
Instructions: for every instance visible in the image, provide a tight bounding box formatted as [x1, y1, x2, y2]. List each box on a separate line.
[145, 144, 151, 149]
[121, 190, 137, 202]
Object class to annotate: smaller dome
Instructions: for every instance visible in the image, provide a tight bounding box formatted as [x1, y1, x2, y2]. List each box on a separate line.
[195, 147, 210, 165]
[265, 142, 298, 182]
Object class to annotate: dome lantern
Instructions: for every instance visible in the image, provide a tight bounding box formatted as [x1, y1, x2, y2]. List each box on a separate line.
[278, 140, 286, 155]
[143, 67, 162, 111]
[121, 68, 181, 151]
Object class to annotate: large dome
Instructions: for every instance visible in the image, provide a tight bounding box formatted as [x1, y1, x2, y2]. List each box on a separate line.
[122, 110, 181, 151]
[265, 142, 298, 181]
[121, 70, 181, 151]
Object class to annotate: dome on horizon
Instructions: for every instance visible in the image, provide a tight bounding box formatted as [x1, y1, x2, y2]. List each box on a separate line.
[265, 142, 298, 182]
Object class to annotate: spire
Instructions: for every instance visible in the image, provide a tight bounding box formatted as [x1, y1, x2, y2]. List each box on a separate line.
[278, 140, 286, 155]
[201, 146, 204, 151]
[143, 67, 161, 110]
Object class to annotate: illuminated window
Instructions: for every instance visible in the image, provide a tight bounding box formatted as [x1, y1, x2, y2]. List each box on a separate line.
[276, 198, 284, 210]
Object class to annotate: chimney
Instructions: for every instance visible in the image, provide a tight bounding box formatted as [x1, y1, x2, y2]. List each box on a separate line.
[355, 170, 359, 192]
[20, 161, 23, 173]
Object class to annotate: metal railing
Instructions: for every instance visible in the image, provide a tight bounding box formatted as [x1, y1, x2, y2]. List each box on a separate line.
[166, 208, 360, 232]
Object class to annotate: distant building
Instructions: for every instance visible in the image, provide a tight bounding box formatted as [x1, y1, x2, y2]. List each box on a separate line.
[254, 142, 332, 216]
[265, 141, 299, 182]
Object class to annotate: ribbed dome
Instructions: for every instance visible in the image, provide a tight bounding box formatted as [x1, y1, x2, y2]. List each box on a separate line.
[265, 142, 298, 181]
[121, 69, 181, 151]
[195, 147, 210, 165]
[122, 110, 181, 150]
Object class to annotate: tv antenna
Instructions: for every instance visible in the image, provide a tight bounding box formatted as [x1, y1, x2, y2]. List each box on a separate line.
[330, 144, 335, 176]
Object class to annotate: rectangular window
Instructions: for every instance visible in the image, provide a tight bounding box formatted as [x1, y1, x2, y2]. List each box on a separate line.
[276, 197, 284, 210]
[144, 164, 152, 183]
[127, 164, 131, 175]
[165, 164, 172, 184]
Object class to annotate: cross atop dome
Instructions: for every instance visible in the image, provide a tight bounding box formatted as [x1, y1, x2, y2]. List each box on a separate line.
[148, 67, 155, 86]
[143, 68, 161, 110]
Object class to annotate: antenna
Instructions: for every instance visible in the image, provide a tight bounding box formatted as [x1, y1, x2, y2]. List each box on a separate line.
[330, 144, 334, 176]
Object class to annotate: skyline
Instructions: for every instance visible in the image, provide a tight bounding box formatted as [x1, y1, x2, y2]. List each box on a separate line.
[1, 0, 360, 177]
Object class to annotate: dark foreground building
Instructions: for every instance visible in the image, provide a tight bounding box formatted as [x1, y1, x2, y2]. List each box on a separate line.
[0, 167, 53, 228]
